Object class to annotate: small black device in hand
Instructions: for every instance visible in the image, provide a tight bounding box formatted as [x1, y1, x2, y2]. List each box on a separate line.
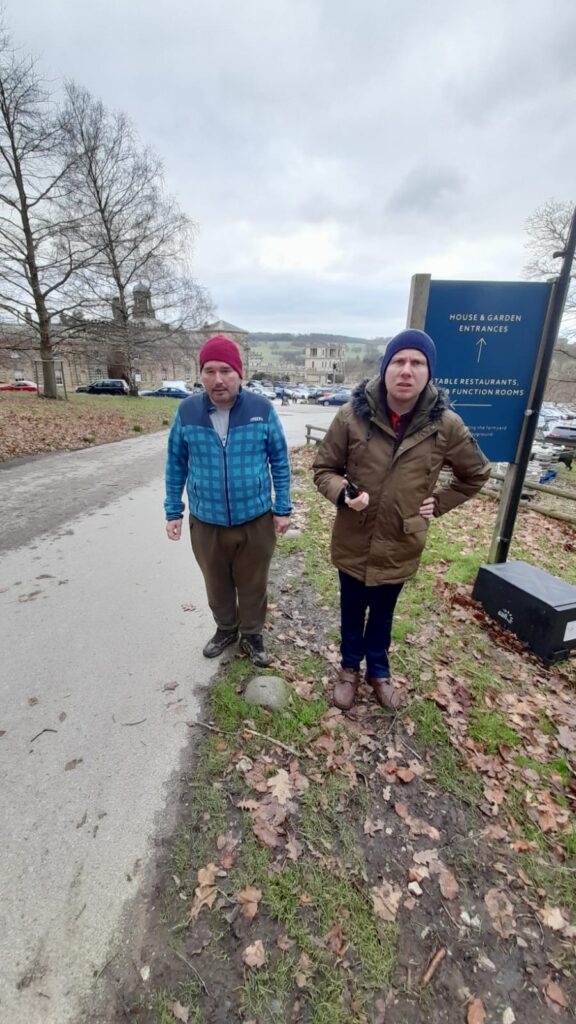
[345, 480, 362, 499]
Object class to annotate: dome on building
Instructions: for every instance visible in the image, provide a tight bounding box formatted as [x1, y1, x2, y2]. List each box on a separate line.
[133, 282, 150, 294]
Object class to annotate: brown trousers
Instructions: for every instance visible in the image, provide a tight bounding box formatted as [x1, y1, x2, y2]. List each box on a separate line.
[189, 513, 277, 634]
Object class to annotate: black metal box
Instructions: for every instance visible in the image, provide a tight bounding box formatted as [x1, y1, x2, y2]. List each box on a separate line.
[473, 560, 576, 664]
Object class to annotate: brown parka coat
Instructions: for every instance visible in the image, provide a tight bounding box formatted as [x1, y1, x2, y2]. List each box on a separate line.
[313, 376, 491, 586]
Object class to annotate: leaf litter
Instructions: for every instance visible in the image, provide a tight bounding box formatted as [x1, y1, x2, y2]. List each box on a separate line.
[110, 448, 575, 1024]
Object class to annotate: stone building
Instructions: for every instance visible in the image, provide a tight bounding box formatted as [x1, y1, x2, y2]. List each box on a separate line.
[304, 342, 346, 384]
[0, 291, 251, 391]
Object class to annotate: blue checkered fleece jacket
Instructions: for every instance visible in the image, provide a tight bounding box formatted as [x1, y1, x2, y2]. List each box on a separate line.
[164, 389, 292, 526]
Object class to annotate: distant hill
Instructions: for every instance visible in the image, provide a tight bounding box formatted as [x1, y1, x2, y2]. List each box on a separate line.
[247, 332, 389, 372]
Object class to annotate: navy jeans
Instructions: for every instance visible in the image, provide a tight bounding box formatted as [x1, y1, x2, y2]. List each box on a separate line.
[338, 570, 404, 678]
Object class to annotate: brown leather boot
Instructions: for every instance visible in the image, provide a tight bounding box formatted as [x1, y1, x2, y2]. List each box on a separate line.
[366, 677, 404, 710]
[333, 667, 359, 710]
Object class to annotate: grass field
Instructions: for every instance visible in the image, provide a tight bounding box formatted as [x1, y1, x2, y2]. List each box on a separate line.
[0, 392, 179, 460]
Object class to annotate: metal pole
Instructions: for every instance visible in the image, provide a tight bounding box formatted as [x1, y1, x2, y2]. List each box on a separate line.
[489, 204, 576, 563]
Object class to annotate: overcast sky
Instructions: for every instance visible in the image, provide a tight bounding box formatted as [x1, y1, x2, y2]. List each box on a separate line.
[6, 0, 576, 336]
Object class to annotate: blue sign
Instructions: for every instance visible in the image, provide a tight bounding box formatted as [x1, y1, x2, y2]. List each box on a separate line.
[424, 280, 552, 462]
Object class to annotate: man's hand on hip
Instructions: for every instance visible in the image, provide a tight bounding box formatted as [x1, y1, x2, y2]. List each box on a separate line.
[166, 519, 183, 541]
[419, 497, 436, 519]
[273, 515, 291, 536]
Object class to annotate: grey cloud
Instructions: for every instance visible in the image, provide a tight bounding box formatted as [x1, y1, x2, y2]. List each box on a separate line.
[388, 167, 465, 215]
[207, 270, 407, 335]
[4, 0, 576, 333]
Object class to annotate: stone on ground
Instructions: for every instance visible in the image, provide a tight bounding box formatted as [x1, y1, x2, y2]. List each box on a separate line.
[244, 675, 289, 710]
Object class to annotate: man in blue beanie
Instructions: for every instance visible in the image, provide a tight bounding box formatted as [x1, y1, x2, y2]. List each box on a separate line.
[313, 328, 491, 712]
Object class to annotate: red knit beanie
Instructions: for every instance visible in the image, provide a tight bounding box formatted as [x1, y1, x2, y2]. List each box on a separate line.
[199, 335, 243, 378]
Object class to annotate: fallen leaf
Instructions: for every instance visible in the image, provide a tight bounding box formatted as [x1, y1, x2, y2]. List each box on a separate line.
[397, 767, 416, 784]
[502, 1009, 516, 1024]
[252, 821, 280, 848]
[28, 697, 39, 706]
[237, 885, 262, 921]
[372, 881, 403, 922]
[556, 726, 576, 752]
[364, 817, 385, 836]
[189, 863, 219, 920]
[482, 824, 508, 840]
[64, 758, 83, 771]
[140, 965, 150, 982]
[295, 951, 312, 988]
[467, 997, 486, 1023]
[285, 834, 303, 861]
[324, 923, 348, 957]
[216, 831, 239, 869]
[237, 799, 260, 811]
[484, 888, 515, 938]
[538, 905, 568, 931]
[170, 1001, 189, 1023]
[242, 940, 266, 968]
[163, 681, 178, 691]
[267, 769, 293, 804]
[544, 977, 569, 1010]
[413, 848, 439, 865]
[437, 866, 459, 900]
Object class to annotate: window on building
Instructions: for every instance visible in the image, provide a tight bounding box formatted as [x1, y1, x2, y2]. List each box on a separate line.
[55, 368, 64, 386]
[310, 347, 317, 357]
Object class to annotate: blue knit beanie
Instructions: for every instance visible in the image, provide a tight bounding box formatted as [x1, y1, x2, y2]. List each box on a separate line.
[380, 329, 437, 382]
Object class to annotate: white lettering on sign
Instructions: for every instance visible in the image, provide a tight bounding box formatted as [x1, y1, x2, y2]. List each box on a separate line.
[448, 312, 523, 323]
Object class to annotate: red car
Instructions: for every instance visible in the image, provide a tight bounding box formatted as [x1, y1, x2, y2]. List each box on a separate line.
[0, 379, 38, 392]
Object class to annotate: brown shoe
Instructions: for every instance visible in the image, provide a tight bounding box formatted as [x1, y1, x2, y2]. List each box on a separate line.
[333, 667, 359, 710]
[366, 677, 404, 710]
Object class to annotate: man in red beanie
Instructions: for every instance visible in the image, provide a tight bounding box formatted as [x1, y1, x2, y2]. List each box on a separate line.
[165, 335, 292, 667]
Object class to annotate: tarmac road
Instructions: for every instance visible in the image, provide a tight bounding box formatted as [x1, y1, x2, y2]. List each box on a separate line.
[0, 403, 336, 1024]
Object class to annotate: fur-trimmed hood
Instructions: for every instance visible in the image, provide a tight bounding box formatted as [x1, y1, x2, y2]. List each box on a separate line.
[351, 375, 450, 428]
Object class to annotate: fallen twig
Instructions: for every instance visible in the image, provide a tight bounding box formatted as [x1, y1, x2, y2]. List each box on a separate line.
[120, 719, 147, 727]
[192, 720, 318, 760]
[173, 950, 208, 994]
[30, 728, 57, 743]
[95, 952, 117, 982]
[421, 947, 446, 986]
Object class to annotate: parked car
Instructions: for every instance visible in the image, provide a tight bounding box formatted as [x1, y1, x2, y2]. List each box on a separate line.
[0, 379, 38, 392]
[544, 423, 576, 446]
[140, 386, 191, 399]
[318, 387, 353, 406]
[76, 379, 129, 395]
[245, 382, 276, 399]
[292, 385, 314, 401]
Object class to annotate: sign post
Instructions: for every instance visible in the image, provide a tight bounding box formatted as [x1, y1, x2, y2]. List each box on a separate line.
[407, 274, 557, 562]
[488, 206, 576, 561]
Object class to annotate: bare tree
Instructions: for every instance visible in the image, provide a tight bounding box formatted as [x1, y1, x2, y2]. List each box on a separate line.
[59, 83, 214, 393]
[0, 34, 98, 398]
[524, 199, 575, 337]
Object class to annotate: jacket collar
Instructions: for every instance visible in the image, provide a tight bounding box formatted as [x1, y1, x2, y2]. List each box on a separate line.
[352, 376, 449, 432]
